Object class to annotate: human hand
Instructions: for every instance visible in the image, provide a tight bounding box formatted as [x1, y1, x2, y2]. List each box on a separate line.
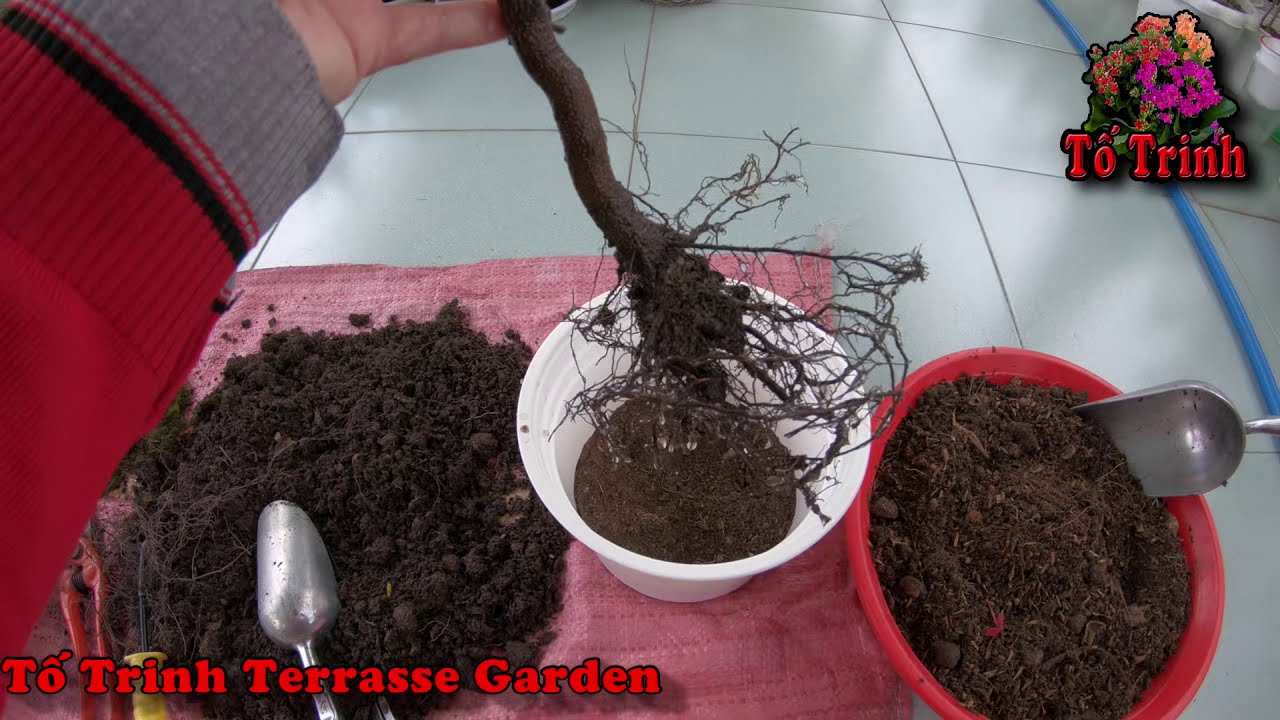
[277, 0, 508, 103]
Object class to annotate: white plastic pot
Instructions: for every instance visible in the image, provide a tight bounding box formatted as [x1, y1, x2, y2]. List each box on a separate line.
[516, 285, 870, 603]
[1246, 35, 1280, 108]
[1190, 0, 1262, 92]
[550, 0, 578, 22]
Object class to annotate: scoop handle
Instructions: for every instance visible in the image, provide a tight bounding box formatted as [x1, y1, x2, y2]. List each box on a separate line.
[123, 652, 168, 720]
[1245, 417, 1280, 436]
[297, 642, 341, 720]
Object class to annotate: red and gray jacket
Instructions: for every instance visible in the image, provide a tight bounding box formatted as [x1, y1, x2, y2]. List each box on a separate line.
[0, 0, 343, 688]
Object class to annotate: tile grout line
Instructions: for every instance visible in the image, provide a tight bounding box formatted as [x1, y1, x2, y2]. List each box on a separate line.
[345, 127, 591, 135]
[245, 225, 277, 272]
[292, 75, 370, 271]
[711, 1, 1081, 55]
[954, 165, 1026, 346]
[1198, 203, 1280, 346]
[299, 125, 1280, 228]
[892, 19, 1079, 56]
[954, 158, 1066, 178]
[879, 0, 956, 161]
[626, 5, 658, 190]
[251, 73, 370, 273]
[1135, 171, 1280, 362]
[960, 160, 1278, 228]
[1194, 200, 1280, 227]
[712, 1, 889, 21]
[341, 79, 374, 122]
[342, 127, 959, 163]
[333, 140, 1278, 219]
[638, 130, 957, 162]
[879, 0, 1026, 347]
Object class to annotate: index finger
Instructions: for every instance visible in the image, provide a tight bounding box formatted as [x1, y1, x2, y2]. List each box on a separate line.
[377, 0, 509, 71]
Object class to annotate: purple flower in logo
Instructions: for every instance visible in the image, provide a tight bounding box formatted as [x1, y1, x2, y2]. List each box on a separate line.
[1144, 83, 1182, 110]
[1134, 62, 1159, 90]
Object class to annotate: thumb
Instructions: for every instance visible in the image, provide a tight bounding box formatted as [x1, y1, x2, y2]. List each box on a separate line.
[374, 0, 509, 72]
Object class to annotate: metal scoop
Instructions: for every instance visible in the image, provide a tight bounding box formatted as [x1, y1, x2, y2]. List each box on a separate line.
[1073, 380, 1280, 497]
[256, 500, 342, 720]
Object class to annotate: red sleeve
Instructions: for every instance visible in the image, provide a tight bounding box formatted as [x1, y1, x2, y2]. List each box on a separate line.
[0, 13, 235, 667]
[0, 0, 339, 680]
[0, 230, 167, 663]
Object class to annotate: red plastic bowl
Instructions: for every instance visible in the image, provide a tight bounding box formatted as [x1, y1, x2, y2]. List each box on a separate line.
[847, 347, 1225, 720]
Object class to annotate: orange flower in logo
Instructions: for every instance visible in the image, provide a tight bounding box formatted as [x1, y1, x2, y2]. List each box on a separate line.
[1136, 15, 1170, 34]
[1175, 12, 1197, 40]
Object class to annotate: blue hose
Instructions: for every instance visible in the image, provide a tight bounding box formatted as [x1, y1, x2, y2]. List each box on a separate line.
[1036, 0, 1280, 417]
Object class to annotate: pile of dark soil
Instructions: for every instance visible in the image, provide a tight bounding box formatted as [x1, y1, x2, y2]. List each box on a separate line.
[575, 399, 796, 564]
[870, 377, 1190, 720]
[104, 302, 569, 720]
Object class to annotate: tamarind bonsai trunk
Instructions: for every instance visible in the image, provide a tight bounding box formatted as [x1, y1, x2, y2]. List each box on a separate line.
[499, 0, 745, 400]
[499, 0, 670, 269]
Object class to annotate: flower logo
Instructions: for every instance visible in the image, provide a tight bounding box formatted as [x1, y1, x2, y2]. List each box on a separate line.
[1062, 10, 1248, 181]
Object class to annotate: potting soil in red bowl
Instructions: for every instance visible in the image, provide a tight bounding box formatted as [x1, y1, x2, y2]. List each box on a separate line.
[846, 347, 1225, 720]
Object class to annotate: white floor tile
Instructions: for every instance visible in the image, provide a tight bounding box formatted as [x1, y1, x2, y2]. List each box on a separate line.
[899, 23, 1090, 176]
[1204, 206, 1280, 366]
[1053, 0, 1143, 51]
[716, 0, 888, 18]
[884, 0, 1080, 52]
[911, 695, 943, 720]
[257, 131, 632, 268]
[1187, 453, 1280, 718]
[639, 4, 950, 157]
[1192, 136, 1280, 224]
[961, 163, 1275, 431]
[346, 0, 654, 132]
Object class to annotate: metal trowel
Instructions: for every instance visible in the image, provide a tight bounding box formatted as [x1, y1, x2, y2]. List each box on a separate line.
[256, 501, 397, 720]
[1073, 380, 1280, 496]
[256, 500, 343, 720]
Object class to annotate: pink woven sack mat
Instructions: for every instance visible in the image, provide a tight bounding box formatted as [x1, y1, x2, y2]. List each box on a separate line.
[11, 258, 906, 720]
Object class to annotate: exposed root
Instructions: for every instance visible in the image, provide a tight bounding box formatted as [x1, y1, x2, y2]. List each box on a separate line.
[501, 0, 927, 516]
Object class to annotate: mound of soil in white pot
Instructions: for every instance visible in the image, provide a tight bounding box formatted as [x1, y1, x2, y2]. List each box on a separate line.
[870, 377, 1190, 720]
[575, 399, 797, 563]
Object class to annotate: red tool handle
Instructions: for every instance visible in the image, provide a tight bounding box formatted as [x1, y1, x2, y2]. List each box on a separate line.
[58, 569, 94, 720]
[60, 537, 126, 720]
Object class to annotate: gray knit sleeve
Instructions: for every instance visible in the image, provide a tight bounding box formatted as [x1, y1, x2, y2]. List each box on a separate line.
[43, 0, 344, 239]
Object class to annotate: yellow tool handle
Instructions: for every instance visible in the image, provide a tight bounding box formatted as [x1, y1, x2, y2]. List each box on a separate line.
[123, 652, 168, 720]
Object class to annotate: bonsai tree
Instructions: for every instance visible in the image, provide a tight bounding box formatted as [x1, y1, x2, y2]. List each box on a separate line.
[498, 0, 927, 515]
